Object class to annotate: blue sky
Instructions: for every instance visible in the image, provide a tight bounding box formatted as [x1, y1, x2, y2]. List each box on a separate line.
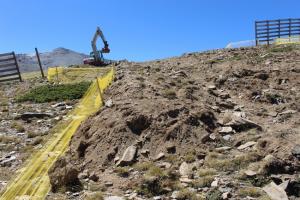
[1, 0, 299, 61]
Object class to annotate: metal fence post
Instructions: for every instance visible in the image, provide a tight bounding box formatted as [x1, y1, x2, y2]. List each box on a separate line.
[35, 48, 45, 78]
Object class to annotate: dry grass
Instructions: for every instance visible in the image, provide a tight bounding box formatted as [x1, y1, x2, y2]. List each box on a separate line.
[32, 136, 43, 146]
[197, 168, 217, 177]
[183, 151, 196, 163]
[192, 176, 215, 188]
[10, 121, 25, 132]
[176, 188, 202, 200]
[145, 166, 166, 178]
[238, 187, 264, 198]
[114, 167, 130, 177]
[0, 134, 20, 144]
[205, 152, 261, 172]
[133, 161, 155, 172]
[162, 89, 177, 99]
[85, 192, 104, 200]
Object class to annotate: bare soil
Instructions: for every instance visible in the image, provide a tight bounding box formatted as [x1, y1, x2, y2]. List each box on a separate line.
[19, 44, 300, 199]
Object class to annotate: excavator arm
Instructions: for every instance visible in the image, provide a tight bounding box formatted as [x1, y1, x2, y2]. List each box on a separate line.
[91, 27, 110, 62]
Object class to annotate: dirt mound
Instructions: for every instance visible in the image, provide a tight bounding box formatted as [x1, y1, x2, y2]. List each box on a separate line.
[49, 44, 300, 199]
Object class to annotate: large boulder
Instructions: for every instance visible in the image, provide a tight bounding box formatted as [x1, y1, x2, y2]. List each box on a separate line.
[263, 182, 288, 200]
[116, 145, 137, 166]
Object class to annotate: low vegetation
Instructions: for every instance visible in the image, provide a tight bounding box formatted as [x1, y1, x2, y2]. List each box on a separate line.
[176, 188, 201, 200]
[114, 167, 130, 177]
[204, 152, 261, 172]
[16, 82, 91, 103]
[237, 187, 265, 198]
[85, 192, 104, 200]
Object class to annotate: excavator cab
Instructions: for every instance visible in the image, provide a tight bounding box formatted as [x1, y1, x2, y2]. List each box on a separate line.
[83, 27, 111, 66]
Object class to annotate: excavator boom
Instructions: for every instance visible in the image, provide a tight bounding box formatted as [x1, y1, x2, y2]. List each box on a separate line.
[83, 26, 111, 66]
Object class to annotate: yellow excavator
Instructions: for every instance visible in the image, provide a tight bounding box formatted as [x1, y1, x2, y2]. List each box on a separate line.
[83, 27, 111, 66]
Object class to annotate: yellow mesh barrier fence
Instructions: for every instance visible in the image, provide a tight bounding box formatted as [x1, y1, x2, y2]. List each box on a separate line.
[47, 67, 110, 83]
[274, 36, 300, 45]
[0, 67, 115, 200]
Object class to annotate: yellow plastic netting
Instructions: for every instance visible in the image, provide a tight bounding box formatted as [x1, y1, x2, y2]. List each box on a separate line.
[274, 36, 300, 45]
[0, 67, 115, 200]
[47, 67, 110, 83]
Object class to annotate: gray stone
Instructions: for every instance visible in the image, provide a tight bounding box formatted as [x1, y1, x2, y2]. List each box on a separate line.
[279, 110, 297, 115]
[222, 135, 232, 141]
[66, 105, 73, 109]
[179, 176, 193, 183]
[268, 111, 278, 117]
[219, 92, 230, 99]
[154, 152, 165, 161]
[104, 181, 113, 187]
[211, 179, 218, 187]
[116, 145, 137, 166]
[215, 146, 231, 152]
[263, 182, 288, 200]
[222, 192, 231, 199]
[179, 162, 193, 177]
[104, 196, 124, 200]
[0, 155, 16, 167]
[237, 141, 257, 150]
[51, 102, 66, 108]
[207, 85, 216, 90]
[219, 127, 234, 134]
[291, 144, 300, 159]
[244, 170, 257, 177]
[233, 111, 246, 118]
[225, 116, 262, 131]
[114, 156, 120, 163]
[140, 149, 150, 156]
[127, 193, 137, 199]
[209, 133, 216, 140]
[171, 191, 179, 199]
[279, 180, 289, 191]
[105, 99, 113, 107]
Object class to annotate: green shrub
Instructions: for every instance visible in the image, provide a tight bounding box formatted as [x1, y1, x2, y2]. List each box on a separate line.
[16, 82, 91, 103]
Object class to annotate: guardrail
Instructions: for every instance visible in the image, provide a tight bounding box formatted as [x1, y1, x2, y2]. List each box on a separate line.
[0, 52, 22, 83]
[255, 18, 300, 45]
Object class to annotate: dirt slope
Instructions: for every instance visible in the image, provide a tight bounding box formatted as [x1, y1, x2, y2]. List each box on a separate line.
[49, 44, 300, 200]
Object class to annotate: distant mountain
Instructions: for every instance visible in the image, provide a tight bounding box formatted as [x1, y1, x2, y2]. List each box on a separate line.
[16, 47, 88, 72]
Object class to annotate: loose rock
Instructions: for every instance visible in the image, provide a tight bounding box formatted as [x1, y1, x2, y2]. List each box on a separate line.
[116, 145, 137, 166]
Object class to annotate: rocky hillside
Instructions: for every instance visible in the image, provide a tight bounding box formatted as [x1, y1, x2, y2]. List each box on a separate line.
[16, 47, 88, 72]
[49, 44, 300, 200]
